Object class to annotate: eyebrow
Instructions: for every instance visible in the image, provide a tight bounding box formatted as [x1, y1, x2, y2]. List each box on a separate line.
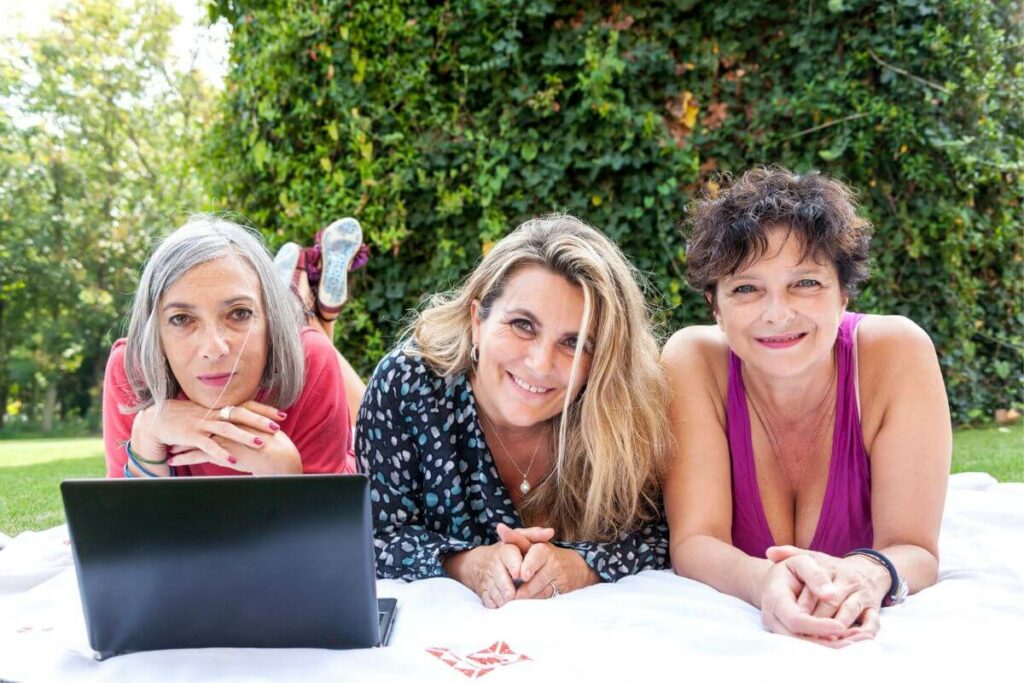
[162, 296, 256, 312]
[728, 266, 828, 281]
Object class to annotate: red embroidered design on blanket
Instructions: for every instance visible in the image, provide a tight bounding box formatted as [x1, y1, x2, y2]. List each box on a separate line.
[426, 641, 531, 678]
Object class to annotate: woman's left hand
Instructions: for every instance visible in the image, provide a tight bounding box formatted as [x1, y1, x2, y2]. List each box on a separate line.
[766, 545, 890, 636]
[166, 426, 301, 475]
[496, 524, 600, 599]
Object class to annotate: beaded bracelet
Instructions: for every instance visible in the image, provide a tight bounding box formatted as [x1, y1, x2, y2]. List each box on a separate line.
[125, 440, 167, 466]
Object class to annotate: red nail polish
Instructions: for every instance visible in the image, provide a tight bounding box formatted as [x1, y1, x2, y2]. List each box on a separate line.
[253, 437, 264, 446]
[277, 411, 288, 419]
[268, 422, 280, 431]
[228, 456, 238, 464]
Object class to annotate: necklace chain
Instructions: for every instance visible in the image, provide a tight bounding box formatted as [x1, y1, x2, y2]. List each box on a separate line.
[478, 409, 544, 496]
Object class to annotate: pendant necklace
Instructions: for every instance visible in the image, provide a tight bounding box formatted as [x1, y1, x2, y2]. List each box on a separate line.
[479, 410, 543, 495]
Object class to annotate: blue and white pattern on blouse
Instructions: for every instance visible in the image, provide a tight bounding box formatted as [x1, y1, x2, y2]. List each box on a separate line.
[356, 346, 669, 583]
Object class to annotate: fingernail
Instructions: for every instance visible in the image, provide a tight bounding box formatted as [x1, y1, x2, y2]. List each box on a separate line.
[268, 422, 280, 431]
[253, 437, 264, 446]
[228, 456, 238, 464]
[277, 411, 288, 419]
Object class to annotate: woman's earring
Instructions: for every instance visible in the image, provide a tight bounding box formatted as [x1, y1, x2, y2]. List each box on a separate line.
[470, 344, 479, 364]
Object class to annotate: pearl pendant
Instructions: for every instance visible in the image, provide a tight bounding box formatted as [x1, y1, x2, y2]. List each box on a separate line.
[519, 479, 531, 495]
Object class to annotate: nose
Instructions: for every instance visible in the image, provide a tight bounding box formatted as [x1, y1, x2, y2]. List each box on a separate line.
[198, 323, 231, 361]
[523, 340, 556, 377]
[761, 290, 795, 326]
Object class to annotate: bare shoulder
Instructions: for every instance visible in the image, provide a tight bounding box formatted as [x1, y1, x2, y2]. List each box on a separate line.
[663, 325, 729, 364]
[856, 314, 937, 364]
[662, 324, 731, 388]
[856, 314, 943, 411]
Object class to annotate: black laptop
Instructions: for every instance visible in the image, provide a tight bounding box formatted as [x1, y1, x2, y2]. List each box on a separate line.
[60, 474, 396, 659]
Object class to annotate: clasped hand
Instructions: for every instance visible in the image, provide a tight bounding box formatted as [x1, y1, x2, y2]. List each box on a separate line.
[131, 399, 300, 475]
[759, 545, 889, 647]
[452, 523, 599, 609]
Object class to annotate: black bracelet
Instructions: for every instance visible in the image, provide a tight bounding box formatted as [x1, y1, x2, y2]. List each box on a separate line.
[843, 548, 908, 606]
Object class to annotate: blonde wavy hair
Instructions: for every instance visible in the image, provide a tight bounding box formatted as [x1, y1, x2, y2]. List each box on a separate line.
[410, 214, 671, 542]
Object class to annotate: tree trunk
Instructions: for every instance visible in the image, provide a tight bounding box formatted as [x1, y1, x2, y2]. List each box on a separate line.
[0, 297, 6, 430]
[42, 383, 58, 433]
[0, 380, 7, 432]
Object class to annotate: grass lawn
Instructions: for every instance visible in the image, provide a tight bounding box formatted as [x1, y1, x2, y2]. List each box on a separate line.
[0, 437, 107, 536]
[0, 424, 1021, 536]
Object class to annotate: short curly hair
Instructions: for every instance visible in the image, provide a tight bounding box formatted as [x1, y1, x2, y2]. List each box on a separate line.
[684, 166, 873, 310]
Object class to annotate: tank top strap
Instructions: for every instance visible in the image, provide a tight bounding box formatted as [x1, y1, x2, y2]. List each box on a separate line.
[807, 311, 874, 556]
[834, 312, 867, 422]
[726, 348, 776, 557]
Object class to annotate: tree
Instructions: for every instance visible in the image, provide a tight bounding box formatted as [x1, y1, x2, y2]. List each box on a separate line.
[206, 0, 1022, 423]
[0, 0, 219, 431]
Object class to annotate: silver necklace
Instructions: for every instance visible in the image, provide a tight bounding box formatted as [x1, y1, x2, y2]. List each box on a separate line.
[479, 410, 544, 495]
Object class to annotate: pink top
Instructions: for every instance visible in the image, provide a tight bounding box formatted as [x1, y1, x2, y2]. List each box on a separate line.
[727, 312, 873, 558]
[103, 327, 355, 477]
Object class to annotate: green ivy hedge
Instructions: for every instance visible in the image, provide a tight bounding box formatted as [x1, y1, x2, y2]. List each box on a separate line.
[206, 0, 1022, 424]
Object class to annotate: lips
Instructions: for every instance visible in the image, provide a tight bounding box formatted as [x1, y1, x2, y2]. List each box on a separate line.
[507, 371, 553, 396]
[197, 372, 236, 387]
[755, 332, 808, 349]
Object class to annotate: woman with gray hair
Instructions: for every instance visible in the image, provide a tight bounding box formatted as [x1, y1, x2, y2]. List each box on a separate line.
[102, 216, 355, 477]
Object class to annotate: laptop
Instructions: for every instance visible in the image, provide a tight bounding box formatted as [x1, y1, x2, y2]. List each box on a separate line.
[60, 474, 397, 659]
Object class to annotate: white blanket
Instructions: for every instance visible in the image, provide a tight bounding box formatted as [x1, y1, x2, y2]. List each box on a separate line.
[1, 473, 1021, 682]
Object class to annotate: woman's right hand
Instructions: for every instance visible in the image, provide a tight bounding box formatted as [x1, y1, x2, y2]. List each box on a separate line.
[129, 399, 284, 474]
[442, 543, 526, 609]
[758, 553, 854, 646]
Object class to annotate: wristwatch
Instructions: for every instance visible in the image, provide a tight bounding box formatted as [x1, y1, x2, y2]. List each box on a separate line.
[843, 548, 909, 606]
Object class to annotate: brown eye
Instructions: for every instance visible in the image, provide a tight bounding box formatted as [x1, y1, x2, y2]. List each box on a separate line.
[509, 318, 534, 334]
[230, 308, 254, 321]
[168, 313, 191, 327]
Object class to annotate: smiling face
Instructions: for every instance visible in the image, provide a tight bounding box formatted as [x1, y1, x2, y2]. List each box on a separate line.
[713, 226, 847, 380]
[470, 265, 594, 432]
[158, 255, 269, 409]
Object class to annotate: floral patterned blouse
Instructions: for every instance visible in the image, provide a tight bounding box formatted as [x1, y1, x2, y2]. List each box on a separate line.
[355, 346, 669, 583]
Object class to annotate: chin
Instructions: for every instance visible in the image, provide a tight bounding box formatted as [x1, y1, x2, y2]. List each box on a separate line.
[504, 403, 560, 429]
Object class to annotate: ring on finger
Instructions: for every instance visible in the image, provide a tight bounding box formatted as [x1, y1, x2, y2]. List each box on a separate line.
[549, 581, 560, 599]
[219, 405, 236, 421]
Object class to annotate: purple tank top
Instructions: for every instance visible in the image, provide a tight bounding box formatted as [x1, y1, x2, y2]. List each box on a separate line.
[727, 312, 873, 558]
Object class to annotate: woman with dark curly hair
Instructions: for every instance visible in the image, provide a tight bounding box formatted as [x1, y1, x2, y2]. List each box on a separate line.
[663, 167, 951, 646]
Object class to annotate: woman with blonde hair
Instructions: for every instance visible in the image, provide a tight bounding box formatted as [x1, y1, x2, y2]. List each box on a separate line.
[357, 214, 671, 607]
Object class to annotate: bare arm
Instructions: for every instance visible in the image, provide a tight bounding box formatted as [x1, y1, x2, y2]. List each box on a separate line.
[859, 315, 951, 594]
[663, 327, 774, 606]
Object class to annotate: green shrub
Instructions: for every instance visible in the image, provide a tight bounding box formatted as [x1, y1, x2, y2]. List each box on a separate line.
[206, 0, 1023, 423]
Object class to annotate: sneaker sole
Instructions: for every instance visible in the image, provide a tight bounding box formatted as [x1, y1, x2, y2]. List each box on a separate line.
[318, 218, 363, 317]
[273, 242, 302, 289]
